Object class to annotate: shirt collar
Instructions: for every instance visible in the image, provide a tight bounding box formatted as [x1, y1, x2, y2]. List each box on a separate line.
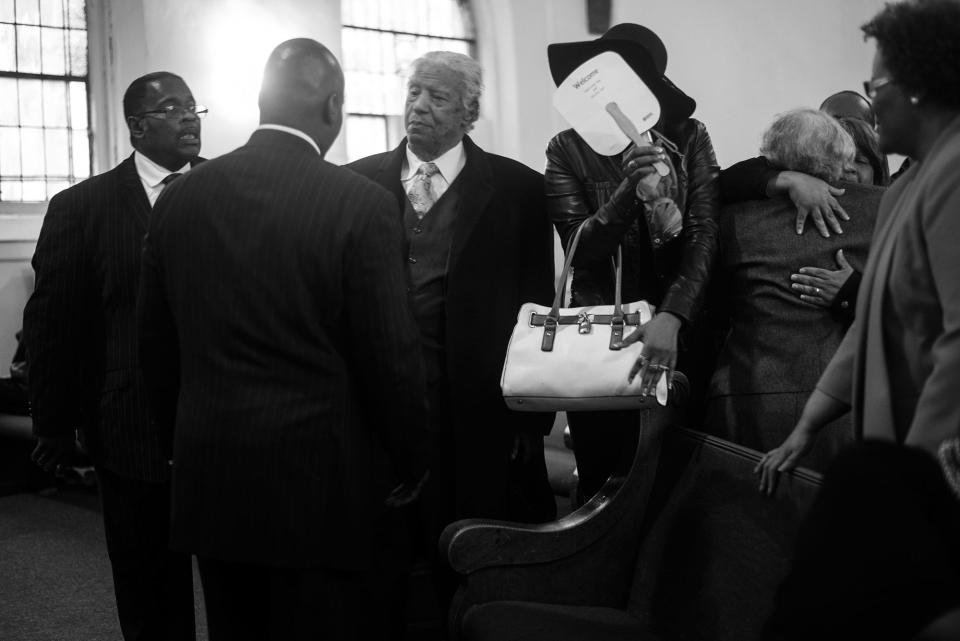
[256, 124, 322, 156]
[403, 140, 466, 183]
[134, 151, 191, 189]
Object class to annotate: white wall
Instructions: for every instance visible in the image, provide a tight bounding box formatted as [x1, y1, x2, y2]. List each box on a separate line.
[480, 0, 887, 170]
[102, 0, 345, 166]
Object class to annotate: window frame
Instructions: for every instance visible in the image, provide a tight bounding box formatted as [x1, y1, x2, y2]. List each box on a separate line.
[0, 0, 110, 240]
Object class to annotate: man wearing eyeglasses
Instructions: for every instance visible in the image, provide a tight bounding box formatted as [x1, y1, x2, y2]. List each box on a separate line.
[24, 71, 204, 641]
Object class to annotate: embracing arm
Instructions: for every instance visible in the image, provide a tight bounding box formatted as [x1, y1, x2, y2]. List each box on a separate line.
[719, 156, 779, 205]
[721, 156, 848, 237]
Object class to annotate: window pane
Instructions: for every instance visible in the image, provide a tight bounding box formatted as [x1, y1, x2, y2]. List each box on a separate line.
[66, 0, 83, 28]
[0, 3, 15, 22]
[46, 179, 69, 198]
[16, 0, 41, 25]
[0, 24, 15, 71]
[71, 128, 88, 178]
[67, 28, 85, 75]
[16, 24, 41, 72]
[1, 181, 23, 201]
[39, 0, 65, 27]
[346, 116, 387, 162]
[0, 127, 22, 175]
[22, 180, 46, 200]
[69, 80, 86, 128]
[0, 78, 17, 126]
[378, 0, 396, 32]
[40, 26, 66, 74]
[44, 127, 68, 175]
[21, 127, 44, 175]
[18, 79, 42, 126]
[42, 80, 67, 126]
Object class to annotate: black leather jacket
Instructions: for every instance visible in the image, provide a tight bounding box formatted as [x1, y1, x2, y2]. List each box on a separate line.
[545, 119, 721, 326]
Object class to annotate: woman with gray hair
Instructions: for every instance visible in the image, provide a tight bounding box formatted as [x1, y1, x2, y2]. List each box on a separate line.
[759, 108, 856, 183]
[705, 108, 883, 471]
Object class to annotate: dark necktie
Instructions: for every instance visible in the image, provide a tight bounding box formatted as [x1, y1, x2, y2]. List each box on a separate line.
[161, 172, 182, 186]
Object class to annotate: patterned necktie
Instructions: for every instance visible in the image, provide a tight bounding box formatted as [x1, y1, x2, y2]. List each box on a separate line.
[407, 162, 439, 219]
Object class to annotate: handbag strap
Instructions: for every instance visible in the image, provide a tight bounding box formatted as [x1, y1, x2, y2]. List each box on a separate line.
[543, 221, 626, 352]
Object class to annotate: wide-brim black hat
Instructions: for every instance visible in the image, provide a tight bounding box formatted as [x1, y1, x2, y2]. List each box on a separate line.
[547, 23, 696, 123]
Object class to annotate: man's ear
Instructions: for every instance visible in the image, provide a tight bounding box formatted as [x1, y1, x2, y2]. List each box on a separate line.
[126, 115, 146, 141]
[322, 92, 342, 125]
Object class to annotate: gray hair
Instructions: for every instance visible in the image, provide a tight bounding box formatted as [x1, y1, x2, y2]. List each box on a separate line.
[759, 108, 855, 182]
[410, 51, 483, 132]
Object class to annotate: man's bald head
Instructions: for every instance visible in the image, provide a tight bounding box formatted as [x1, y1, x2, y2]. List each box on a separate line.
[258, 39, 345, 155]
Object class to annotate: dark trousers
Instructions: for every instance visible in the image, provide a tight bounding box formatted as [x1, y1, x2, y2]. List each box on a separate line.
[96, 465, 195, 641]
[197, 556, 369, 641]
[567, 409, 641, 502]
[764, 440, 960, 641]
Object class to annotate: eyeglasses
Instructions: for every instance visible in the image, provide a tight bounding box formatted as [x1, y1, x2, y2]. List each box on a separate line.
[862, 77, 892, 99]
[134, 104, 208, 120]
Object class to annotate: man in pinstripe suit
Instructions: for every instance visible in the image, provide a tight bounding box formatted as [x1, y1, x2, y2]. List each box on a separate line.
[24, 72, 202, 640]
[138, 40, 430, 640]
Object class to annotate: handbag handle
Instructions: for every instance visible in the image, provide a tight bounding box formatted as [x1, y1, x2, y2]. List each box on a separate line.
[542, 221, 627, 351]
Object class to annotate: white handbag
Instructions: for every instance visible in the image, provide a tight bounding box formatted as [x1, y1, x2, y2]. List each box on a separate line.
[501, 223, 668, 412]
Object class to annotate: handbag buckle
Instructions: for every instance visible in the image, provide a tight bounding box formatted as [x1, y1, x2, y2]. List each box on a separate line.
[609, 316, 625, 350]
[541, 316, 558, 352]
[577, 311, 592, 334]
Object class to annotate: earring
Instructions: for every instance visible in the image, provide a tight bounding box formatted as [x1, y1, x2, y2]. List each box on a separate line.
[910, 96, 920, 105]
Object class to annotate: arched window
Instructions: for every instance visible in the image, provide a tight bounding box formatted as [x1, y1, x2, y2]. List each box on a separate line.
[341, 0, 475, 161]
[0, 0, 90, 203]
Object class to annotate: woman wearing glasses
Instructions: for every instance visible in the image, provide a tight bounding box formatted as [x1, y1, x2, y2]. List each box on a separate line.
[757, 0, 960, 491]
[757, 3, 960, 638]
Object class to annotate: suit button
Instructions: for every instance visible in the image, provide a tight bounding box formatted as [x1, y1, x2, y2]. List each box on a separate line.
[840, 301, 849, 309]
[653, 237, 662, 246]
[413, 227, 422, 234]
[408, 257, 417, 264]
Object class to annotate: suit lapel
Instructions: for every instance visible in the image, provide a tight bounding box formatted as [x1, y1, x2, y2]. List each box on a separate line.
[117, 154, 151, 231]
[373, 145, 408, 211]
[449, 136, 495, 272]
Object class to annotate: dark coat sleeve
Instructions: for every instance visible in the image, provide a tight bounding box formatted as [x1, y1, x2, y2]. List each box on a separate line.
[23, 188, 97, 437]
[719, 156, 781, 205]
[831, 269, 862, 327]
[511, 165, 557, 436]
[658, 120, 721, 325]
[342, 189, 431, 483]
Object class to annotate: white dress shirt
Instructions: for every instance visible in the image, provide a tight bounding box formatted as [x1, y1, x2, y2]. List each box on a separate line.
[256, 124, 322, 156]
[402, 141, 466, 202]
[134, 151, 191, 207]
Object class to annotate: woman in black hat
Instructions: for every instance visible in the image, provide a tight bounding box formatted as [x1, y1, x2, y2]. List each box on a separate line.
[545, 23, 720, 501]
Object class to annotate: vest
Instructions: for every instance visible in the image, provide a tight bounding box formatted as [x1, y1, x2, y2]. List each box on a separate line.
[403, 176, 462, 382]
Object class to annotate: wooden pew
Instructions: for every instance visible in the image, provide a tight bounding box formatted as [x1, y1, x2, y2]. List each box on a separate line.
[440, 407, 822, 641]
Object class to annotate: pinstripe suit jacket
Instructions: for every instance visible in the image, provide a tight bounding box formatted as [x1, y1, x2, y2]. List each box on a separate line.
[138, 129, 429, 568]
[24, 154, 198, 482]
